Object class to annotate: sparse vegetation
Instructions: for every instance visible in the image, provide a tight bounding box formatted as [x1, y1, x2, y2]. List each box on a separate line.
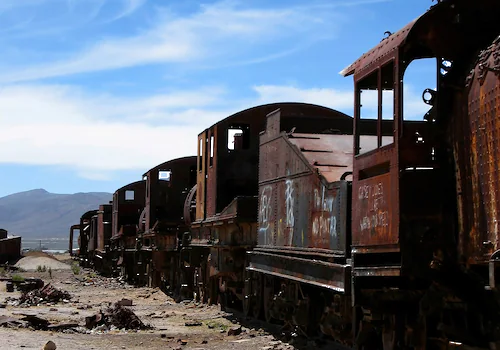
[48, 266, 52, 279]
[71, 262, 81, 275]
[11, 274, 25, 282]
[36, 265, 47, 272]
[205, 320, 230, 331]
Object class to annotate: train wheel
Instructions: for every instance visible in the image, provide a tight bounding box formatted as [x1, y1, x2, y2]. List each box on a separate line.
[263, 275, 275, 323]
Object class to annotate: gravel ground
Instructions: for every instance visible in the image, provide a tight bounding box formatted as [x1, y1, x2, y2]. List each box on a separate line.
[0, 255, 343, 350]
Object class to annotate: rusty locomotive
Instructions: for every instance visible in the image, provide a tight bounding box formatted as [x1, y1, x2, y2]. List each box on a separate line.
[70, 0, 500, 348]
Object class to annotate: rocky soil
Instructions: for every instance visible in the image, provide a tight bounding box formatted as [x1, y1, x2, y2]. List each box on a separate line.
[0, 253, 340, 350]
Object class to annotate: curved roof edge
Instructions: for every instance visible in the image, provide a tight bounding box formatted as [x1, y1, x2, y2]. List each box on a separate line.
[114, 180, 145, 194]
[143, 156, 197, 176]
[81, 209, 98, 219]
[339, 18, 418, 77]
[201, 102, 352, 134]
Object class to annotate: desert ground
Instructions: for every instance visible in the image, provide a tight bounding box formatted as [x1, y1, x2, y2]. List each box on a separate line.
[0, 252, 336, 350]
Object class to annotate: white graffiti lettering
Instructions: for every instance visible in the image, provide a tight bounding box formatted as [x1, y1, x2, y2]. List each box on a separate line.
[359, 211, 389, 231]
[285, 180, 294, 228]
[259, 186, 273, 234]
[312, 185, 338, 243]
[358, 182, 389, 231]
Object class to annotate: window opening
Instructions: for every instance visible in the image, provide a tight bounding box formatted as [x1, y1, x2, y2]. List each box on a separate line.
[198, 137, 203, 172]
[381, 62, 395, 147]
[402, 58, 436, 122]
[227, 125, 250, 151]
[401, 57, 438, 168]
[158, 170, 171, 181]
[209, 135, 214, 167]
[125, 190, 135, 201]
[355, 61, 395, 155]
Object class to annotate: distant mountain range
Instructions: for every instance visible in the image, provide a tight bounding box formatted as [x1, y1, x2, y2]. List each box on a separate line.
[0, 189, 112, 238]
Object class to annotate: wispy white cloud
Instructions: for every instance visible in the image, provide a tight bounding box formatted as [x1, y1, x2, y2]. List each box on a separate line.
[0, 1, 342, 83]
[0, 81, 428, 180]
[0, 84, 231, 179]
[103, 0, 146, 23]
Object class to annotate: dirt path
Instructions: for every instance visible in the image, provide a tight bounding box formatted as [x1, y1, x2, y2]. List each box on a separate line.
[0, 258, 315, 350]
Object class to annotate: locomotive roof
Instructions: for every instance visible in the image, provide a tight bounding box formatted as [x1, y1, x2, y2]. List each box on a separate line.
[200, 102, 352, 136]
[142, 156, 197, 177]
[113, 180, 145, 194]
[340, 0, 500, 77]
[339, 19, 417, 77]
[81, 209, 98, 220]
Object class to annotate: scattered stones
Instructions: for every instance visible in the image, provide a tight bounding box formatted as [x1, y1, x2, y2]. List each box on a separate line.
[42, 340, 57, 350]
[228, 326, 242, 336]
[184, 321, 202, 327]
[117, 298, 133, 306]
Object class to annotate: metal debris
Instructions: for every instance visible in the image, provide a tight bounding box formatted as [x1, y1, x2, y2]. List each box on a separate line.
[85, 301, 151, 331]
[18, 283, 71, 306]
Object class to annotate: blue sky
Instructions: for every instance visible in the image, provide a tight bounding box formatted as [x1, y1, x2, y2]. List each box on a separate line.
[0, 0, 436, 197]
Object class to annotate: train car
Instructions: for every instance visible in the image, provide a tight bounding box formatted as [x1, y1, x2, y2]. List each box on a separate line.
[138, 156, 197, 290]
[338, 0, 500, 347]
[184, 102, 359, 307]
[70, 209, 98, 266]
[110, 180, 146, 282]
[92, 203, 113, 275]
[245, 106, 361, 342]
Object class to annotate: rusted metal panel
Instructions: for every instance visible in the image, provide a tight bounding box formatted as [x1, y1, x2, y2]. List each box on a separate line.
[458, 35, 500, 265]
[0, 236, 21, 263]
[206, 128, 217, 218]
[340, 20, 416, 78]
[257, 108, 353, 254]
[247, 250, 351, 293]
[196, 132, 207, 221]
[289, 134, 353, 183]
[97, 204, 112, 253]
[352, 173, 393, 247]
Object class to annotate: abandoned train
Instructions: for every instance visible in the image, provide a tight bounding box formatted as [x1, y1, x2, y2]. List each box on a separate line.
[70, 0, 500, 348]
